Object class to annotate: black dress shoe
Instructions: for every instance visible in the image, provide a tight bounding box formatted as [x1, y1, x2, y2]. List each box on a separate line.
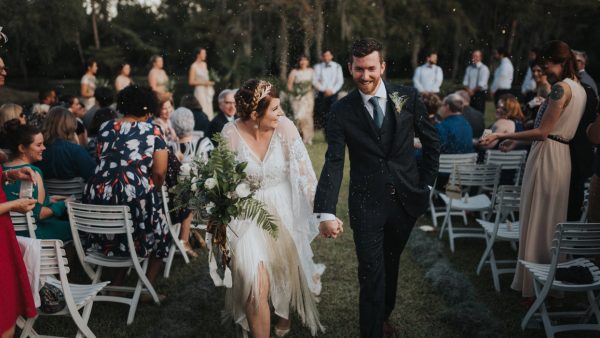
[383, 320, 399, 338]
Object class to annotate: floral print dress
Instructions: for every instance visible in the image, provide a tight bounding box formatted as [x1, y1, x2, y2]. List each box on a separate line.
[83, 120, 170, 258]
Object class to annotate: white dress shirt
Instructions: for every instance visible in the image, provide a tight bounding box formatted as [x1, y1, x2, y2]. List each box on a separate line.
[413, 63, 443, 93]
[462, 62, 490, 91]
[521, 67, 536, 94]
[490, 57, 514, 93]
[313, 61, 344, 94]
[315, 82, 388, 223]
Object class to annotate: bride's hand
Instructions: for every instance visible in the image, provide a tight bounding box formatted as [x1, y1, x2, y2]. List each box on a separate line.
[335, 217, 344, 234]
[319, 220, 341, 239]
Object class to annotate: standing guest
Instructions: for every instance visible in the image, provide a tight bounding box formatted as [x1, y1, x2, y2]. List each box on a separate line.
[179, 94, 209, 135]
[455, 90, 485, 138]
[86, 107, 117, 159]
[83, 85, 169, 295]
[490, 47, 514, 105]
[312, 50, 344, 130]
[188, 48, 215, 120]
[115, 63, 133, 92]
[287, 55, 315, 145]
[1, 121, 72, 241]
[0, 154, 37, 338]
[463, 49, 490, 115]
[315, 38, 440, 338]
[412, 52, 443, 94]
[38, 88, 57, 107]
[36, 107, 95, 181]
[82, 86, 114, 131]
[587, 114, 600, 222]
[573, 50, 598, 96]
[521, 48, 539, 101]
[62, 95, 88, 146]
[148, 55, 171, 102]
[480, 94, 525, 149]
[524, 64, 552, 129]
[80, 59, 98, 110]
[480, 40, 587, 298]
[206, 89, 237, 142]
[436, 93, 474, 154]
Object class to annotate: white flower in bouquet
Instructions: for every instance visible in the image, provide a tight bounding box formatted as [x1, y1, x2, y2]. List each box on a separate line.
[235, 183, 251, 198]
[206, 202, 216, 214]
[191, 182, 198, 192]
[205, 177, 218, 189]
[180, 163, 191, 176]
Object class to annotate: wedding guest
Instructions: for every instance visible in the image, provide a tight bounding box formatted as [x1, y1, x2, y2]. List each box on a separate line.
[86, 107, 117, 159]
[436, 93, 473, 154]
[83, 85, 169, 295]
[481, 40, 587, 298]
[480, 94, 525, 149]
[287, 55, 315, 144]
[521, 48, 539, 101]
[188, 48, 215, 119]
[62, 95, 88, 146]
[490, 47, 514, 105]
[455, 90, 485, 138]
[82, 86, 114, 131]
[206, 89, 237, 142]
[420, 92, 442, 124]
[171, 107, 196, 163]
[115, 63, 133, 92]
[27, 103, 50, 129]
[179, 94, 209, 134]
[524, 63, 552, 129]
[80, 59, 98, 110]
[38, 88, 58, 107]
[463, 49, 490, 114]
[0, 56, 6, 87]
[148, 55, 171, 102]
[573, 50, 598, 96]
[1, 121, 72, 241]
[36, 106, 95, 181]
[413, 51, 443, 94]
[313, 50, 344, 130]
[0, 103, 26, 135]
[154, 97, 178, 148]
[587, 114, 600, 222]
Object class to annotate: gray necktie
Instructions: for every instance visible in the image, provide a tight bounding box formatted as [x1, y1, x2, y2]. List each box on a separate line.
[369, 96, 383, 128]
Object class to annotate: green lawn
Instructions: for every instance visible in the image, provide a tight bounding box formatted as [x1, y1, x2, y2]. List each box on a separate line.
[28, 130, 597, 338]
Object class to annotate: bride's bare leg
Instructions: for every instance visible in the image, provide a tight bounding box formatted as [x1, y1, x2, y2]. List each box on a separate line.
[246, 263, 270, 338]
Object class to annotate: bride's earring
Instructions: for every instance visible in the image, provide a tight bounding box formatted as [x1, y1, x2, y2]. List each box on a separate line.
[253, 123, 259, 129]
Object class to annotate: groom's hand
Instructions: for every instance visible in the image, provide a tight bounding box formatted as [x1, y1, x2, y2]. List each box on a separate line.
[319, 219, 343, 239]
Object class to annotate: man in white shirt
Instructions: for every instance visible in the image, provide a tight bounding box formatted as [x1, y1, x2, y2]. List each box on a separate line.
[490, 47, 514, 105]
[313, 50, 344, 131]
[412, 52, 443, 94]
[462, 50, 490, 114]
[521, 48, 539, 100]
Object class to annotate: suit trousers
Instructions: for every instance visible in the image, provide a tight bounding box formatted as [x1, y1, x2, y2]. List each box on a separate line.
[352, 189, 417, 338]
[315, 92, 338, 131]
[471, 90, 487, 115]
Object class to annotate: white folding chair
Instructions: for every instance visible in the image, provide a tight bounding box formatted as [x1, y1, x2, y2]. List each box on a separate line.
[476, 185, 521, 291]
[19, 239, 109, 338]
[161, 185, 190, 278]
[520, 223, 600, 337]
[429, 153, 478, 227]
[44, 177, 85, 201]
[195, 137, 214, 163]
[438, 163, 502, 252]
[10, 211, 37, 238]
[67, 202, 161, 325]
[484, 149, 528, 187]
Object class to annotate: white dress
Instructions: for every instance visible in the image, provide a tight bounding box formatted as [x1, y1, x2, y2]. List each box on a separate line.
[192, 63, 215, 120]
[218, 117, 324, 335]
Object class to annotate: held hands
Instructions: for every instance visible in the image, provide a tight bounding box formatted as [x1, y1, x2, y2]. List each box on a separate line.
[498, 139, 518, 152]
[10, 198, 37, 214]
[479, 132, 499, 146]
[319, 217, 344, 239]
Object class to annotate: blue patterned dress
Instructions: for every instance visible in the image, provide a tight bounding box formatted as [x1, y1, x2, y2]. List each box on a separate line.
[83, 120, 170, 258]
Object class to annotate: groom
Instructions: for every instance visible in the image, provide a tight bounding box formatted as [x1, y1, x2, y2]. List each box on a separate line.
[314, 38, 440, 338]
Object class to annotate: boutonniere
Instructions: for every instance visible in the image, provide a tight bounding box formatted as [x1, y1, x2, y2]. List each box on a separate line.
[389, 92, 409, 115]
[0, 27, 7, 46]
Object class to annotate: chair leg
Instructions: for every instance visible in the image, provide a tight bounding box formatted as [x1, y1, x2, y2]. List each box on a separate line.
[75, 301, 96, 338]
[163, 243, 176, 279]
[461, 210, 468, 225]
[430, 198, 438, 227]
[521, 280, 546, 331]
[448, 213, 455, 252]
[438, 204, 451, 240]
[476, 235, 493, 275]
[19, 317, 36, 338]
[488, 250, 500, 292]
[586, 290, 600, 324]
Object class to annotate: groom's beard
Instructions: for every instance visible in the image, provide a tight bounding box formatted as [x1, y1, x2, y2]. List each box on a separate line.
[356, 78, 381, 95]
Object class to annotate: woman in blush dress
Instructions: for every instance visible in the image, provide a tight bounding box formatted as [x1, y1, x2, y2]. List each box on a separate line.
[287, 55, 315, 145]
[148, 55, 171, 102]
[188, 48, 215, 120]
[115, 63, 133, 92]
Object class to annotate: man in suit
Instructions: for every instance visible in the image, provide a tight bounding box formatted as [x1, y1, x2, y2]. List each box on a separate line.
[314, 38, 440, 338]
[206, 89, 237, 141]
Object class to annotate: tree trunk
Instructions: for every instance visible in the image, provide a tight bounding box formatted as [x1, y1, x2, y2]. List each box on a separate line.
[314, 0, 324, 58]
[91, 0, 101, 49]
[242, 11, 253, 57]
[451, 26, 462, 81]
[278, 13, 289, 81]
[507, 19, 518, 55]
[410, 34, 421, 71]
[75, 30, 85, 66]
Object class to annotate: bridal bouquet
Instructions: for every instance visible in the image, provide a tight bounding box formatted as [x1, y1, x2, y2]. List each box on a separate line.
[170, 134, 278, 266]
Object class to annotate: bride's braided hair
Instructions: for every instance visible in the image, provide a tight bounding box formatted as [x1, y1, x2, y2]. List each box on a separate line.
[235, 79, 278, 120]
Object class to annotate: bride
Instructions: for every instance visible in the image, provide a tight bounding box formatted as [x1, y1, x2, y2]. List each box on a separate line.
[219, 79, 334, 337]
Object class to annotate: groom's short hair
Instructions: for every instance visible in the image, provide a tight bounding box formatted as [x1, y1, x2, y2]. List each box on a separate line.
[350, 38, 384, 63]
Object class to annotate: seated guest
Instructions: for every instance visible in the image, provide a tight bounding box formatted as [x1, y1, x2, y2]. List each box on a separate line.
[36, 106, 96, 181]
[153, 97, 178, 148]
[179, 94, 209, 135]
[436, 93, 474, 154]
[83, 85, 169, 292]
[62, 95, 88, 146]
[86, 107, 117, 159]
[38, 88, 58, 107]
[82, 86, 115, 131]
[0, 103, 27, 149]
[455, 89, 485, 138]
[420, 92, 442, 125]
[1, 121, 72, 241]
[207, 89, 237, 142]
[171, 107, 196, 163]
[27, 103, 50, 129]
[480, 94, 525, 149]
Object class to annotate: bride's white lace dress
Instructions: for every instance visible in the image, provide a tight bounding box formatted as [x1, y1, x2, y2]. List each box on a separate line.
[220, 117, 325, 335]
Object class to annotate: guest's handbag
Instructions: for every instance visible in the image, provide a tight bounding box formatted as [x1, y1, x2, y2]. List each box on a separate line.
[39, 282, 66, 313]
[445, 165, 463, 200]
